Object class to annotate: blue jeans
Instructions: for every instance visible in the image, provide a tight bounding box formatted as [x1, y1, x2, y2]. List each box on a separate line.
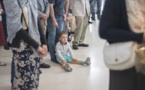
[91, 0, 102, 19]
[47, 16, 64, 62]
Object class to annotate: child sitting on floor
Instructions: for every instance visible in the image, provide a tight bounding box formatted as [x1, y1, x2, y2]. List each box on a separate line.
[55, 31, 91, 72]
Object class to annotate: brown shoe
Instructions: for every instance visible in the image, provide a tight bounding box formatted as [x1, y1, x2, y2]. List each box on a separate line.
[0, 62, 7, 66]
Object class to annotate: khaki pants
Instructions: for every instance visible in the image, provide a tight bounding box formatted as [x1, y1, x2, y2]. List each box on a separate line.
[73, 14, 89, 44]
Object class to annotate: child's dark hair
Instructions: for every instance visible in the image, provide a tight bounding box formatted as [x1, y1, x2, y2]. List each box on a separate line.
[59, 31, 68, 38]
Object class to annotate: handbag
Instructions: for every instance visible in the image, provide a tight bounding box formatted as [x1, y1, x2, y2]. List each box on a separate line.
[103, 41, 137, 70]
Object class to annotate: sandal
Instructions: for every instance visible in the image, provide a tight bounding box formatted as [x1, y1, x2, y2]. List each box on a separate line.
[85, 57, 91, 66]
[63, 63, 72, 72]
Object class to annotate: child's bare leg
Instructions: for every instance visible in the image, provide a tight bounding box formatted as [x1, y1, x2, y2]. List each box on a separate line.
[72, 57, 91, 66]
[72, 58, 84, 65]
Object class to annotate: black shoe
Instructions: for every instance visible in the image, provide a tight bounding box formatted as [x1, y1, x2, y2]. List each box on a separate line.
[72, 43, 79, 50]
[51, 59, 59, 64]
[88, 21, 93, 24]
[40, 63, 51, 68]
[78, 43, 89, 47]
[4, 43, 10, 50]
[39, 70, 42, 74]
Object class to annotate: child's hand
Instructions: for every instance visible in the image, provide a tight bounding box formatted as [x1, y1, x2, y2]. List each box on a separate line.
[62, 60, 67, 64]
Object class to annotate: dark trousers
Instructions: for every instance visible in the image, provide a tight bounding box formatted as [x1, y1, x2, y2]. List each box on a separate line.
[109, 67, 145, 90]
[91, 0, 102, 19]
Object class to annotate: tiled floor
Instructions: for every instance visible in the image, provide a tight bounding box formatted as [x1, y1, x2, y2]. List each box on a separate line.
[0, 19, 109, 90]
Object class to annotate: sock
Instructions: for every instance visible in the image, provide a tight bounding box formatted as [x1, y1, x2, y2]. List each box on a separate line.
[81, 61, 86, 65]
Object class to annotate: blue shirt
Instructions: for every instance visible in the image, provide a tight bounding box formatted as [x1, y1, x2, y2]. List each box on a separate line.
[49, 0, 66, 16]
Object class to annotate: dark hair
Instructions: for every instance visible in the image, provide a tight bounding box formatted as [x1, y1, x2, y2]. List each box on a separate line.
[59, 31, 68, 38]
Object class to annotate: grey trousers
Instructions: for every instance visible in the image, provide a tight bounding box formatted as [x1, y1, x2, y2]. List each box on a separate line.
[73, 14, 89, 44]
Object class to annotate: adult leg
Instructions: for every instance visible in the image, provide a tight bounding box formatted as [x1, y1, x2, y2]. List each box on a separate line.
[39, 58, 51, 68]
[11, 60, 15, 85]
[109, 68, 136, 90]
[136, 72, 145, 90]
[1, 1, 9, 50]
[91, 0, 96, 20]
[55, 16, 64, 44]
[79, 15, 89, 45]
[96, 0, 102, 20]
[73, 16, 84, 49]
[12, 45, 40, 90]
[38, 21, 50, 68]
[47, 18, 57, 63]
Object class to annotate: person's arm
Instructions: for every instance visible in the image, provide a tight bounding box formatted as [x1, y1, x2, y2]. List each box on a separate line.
[38, 8, 48, 21]
[64, 0, 69, 22]
[38, 25, 47, 45]
[65, 0, 69, 15]
[49, 2, 59, 28]
[49, 4, 55, 22]
[14, 29, 46, 56]
[15, 29, 40, 49]
[99, 0, 143, 43]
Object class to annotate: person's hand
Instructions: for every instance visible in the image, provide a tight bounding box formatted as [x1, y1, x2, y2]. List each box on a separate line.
[53, 20, 59, 28]
[63, 14, 67, 22]
[42, 45, 48, 54]
[66, 17, 72, 22]
[37, 46, 48, 57]
[40, 19, 45, 24]
[37, 46, 44, 54]
[41, 13, 48, 21]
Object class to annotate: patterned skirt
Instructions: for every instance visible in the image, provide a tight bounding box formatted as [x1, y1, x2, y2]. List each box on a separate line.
[11, 42, 40, 90]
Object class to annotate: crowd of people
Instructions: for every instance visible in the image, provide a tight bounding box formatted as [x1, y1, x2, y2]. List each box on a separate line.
[0, 0, 102, 90]
[2, 0, 145, 90]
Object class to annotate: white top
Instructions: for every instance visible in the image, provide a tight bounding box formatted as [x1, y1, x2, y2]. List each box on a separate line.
[55, 42, 73, 60]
